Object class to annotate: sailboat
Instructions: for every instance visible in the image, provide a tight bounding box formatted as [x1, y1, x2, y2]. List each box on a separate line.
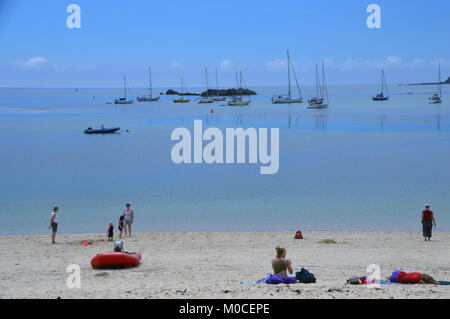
[307, 62, 328, 109]
[197, 67, 214, 104]
[429, 62, 442, 104]
[373, 69, 389, 101]
[228, 71, 251, 106]
[114, 76, 134, 104]
[173, 77, 190, 103]
[137, 67, 160, 102]
[272, 50, 303, 104]
[212, 68, 226, 101]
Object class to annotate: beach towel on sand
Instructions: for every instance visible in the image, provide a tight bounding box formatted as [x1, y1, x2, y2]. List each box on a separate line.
[437, 281, 450, 285]
[266, 274, 296, 285]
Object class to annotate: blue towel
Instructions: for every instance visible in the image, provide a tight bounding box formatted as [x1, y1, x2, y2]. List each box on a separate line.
[241, 274, 270, 285]
[437, 281, 450, 285]
[379, 280, 403, 285]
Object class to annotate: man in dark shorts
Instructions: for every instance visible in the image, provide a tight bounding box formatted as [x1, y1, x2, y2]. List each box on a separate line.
[49, 206, 59, 244]
[422, 204, 437, 242]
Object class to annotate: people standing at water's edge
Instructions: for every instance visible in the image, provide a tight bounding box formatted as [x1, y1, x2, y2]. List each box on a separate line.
[272, 246, 293, 276]
[49, 206, 59, 244]
[422, 204, 437, 242]
[107, 222, 114, 241]
[118, 215, 124, 239]
[122, 203, 134, 237]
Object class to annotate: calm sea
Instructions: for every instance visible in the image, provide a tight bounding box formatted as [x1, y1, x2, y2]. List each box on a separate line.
[0, 84, 449, 235]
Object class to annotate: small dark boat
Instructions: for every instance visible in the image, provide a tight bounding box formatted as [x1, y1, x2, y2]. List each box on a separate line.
[84, 127, 120, 134]
[372, 93, 389, 101]
[372, 69, 389, 101]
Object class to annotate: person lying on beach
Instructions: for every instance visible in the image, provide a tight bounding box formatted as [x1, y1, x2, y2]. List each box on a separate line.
[386, 270, 437, 284]
[272, 246, 293, 276]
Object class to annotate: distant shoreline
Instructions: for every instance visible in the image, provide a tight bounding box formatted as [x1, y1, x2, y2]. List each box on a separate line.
[2, 229, 449, 239]
[409, 76, 450, 86]
[165, 88, 257, 96]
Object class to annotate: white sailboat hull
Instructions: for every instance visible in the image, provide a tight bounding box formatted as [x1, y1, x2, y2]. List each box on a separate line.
[307, 98, 323, 106]
[272, 96, 303, 104]
[114, 100, 134, 105]
[137, 96, 160, 102]
[307, 102, 328, 109]
[228, 99, 251, 106]
[197, 97, 214, 104]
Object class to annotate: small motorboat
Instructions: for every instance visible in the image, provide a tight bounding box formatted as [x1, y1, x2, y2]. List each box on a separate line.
[84, 127, 120, 134]
[91, 252, 142, 269]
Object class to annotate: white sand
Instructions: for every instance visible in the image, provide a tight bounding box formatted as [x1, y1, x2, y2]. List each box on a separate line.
[0, 231, 449, 299]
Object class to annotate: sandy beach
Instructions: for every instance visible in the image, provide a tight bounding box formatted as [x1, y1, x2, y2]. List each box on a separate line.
[0, 231, 449, 299]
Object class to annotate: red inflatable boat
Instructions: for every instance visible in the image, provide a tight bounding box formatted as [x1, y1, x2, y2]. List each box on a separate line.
[91, 252, 142, 268]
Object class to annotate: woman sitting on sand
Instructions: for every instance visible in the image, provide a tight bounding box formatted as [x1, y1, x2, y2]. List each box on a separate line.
[272, 246, 293, 276]
[386, 270, 437, 284]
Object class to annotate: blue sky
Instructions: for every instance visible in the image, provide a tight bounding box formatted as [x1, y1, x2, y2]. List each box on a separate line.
[0, 0, 449, 87]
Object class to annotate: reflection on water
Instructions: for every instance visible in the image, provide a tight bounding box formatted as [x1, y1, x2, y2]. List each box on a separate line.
[0, 85, 449, 235]
[168, 111, 445, 132]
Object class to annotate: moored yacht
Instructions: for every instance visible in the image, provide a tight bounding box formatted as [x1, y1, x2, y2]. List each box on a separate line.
[114, 76, 134, 104]
[429, 62, 442, 104]
[228, 71, 251, 106]
[373, 69, 389, 101]
[173, 77, 190, 103]
[137, 67, 160, 102]
[308, 62, 328, 109]
[272, 50, 303, 104]
[197, 67, 214, 104]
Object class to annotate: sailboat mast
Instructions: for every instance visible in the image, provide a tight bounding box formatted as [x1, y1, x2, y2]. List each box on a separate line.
[439, 62, 442, 96]
[149, 67, 153, 98]
[216, 68, 219, 89]
[287, 50, 291, 99]
[181, 77, 184, 95]
[322, 61, 328, 101]
[315, 65, 319, 97]
[239, 71, 243, 99]
[124, 76, 127, 99]
[384, 69, 389, 96]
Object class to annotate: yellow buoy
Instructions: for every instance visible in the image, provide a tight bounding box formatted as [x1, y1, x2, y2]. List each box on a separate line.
[210, 109, 214, 113]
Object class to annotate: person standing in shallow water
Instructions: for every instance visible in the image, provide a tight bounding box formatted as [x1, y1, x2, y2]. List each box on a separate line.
[422, 204, 437, 242]
[122, 203, 134, 237]
[49, 206, 59, 244]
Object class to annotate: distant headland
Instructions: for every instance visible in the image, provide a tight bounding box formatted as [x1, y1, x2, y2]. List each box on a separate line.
[165, 89, 200, 96]
[165, 88, 257, 96]
[409, 76, 450, 86]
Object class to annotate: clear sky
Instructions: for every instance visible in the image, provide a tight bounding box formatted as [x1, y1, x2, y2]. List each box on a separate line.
[0, 0, 449, 87]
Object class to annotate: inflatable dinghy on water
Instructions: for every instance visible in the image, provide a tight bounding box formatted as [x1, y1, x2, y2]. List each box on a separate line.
[84, 127, 120, 134]
[91, 252, 142, 268]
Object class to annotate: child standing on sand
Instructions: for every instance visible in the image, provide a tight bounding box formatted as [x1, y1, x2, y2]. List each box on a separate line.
[107, 222, 114, 241]
[49, 206, 59, 244]
[118, 215, 124, 239]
